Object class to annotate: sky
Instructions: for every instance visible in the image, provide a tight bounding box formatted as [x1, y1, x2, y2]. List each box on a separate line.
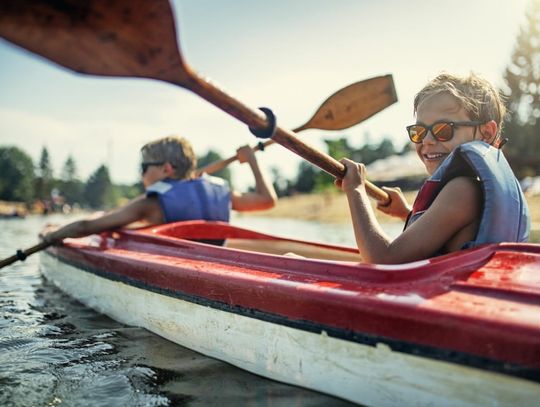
[0, 0, 531, 190]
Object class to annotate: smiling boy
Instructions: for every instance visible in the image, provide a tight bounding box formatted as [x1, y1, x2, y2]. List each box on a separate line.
[41, 135, 277, 244]
[336, 73, 530, 264]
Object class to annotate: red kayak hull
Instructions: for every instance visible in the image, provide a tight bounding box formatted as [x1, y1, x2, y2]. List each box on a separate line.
[42, 220, 540, 404]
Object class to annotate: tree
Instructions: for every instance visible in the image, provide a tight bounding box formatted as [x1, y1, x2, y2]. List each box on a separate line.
[0, 146, 35, 203]
[84, 165, 114, 209]
[375, 138, 396, 158]
[197, 150, 232, 185]
[295, 161, 317, 193]
[61, 155, 77, 181]
[502, 0, 540, 175]
[270, 167, 291, 197]
[291, 137, 399, 193]
[353, 138, 396, 166]
[35, 146, 54, 200]
[325, 137, 354, 160]
[112, 182, 144, 206]
[59, 155, 84, 205]
[312, 137, 354, 191]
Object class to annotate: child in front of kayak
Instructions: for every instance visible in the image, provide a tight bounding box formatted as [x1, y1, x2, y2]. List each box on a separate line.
[336, 72, 530, 264]
[41, 135, 277, 243]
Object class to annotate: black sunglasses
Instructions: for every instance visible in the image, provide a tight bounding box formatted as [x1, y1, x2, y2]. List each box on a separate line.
[141, 161, 164, 174]
[406, 121, 483, 143]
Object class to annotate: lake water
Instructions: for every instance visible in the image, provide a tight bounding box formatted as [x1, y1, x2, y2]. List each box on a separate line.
[1, 214, 405, 407]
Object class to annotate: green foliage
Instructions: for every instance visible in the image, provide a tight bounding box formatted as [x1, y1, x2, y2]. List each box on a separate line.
[295, 161, 317, 193]
[325, 138, 354, 160]
[84, 165, 114, 209]
[352, 138, 396, 166]
[270, 167, 291, 197]
[112, 182, 144, 202]
[197, 150, 232, 185]
[35, 146, 54, 200]
[59, 179, 85, 205]
[58, 155, 84, 204]
[0, 146, 35, 203]
[313, 138, 356, 191]
[61, 155, 77, 181]
[294, 136, 397, 193]
[0, 144, 148, 210]
[502, 0, 540, 175]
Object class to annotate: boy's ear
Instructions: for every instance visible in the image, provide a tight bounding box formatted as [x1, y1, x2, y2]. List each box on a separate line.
[163, 162, 176, 176]
[479, 120, 498, 144]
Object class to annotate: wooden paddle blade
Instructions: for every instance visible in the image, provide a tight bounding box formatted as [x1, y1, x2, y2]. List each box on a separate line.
[297, 75, 398, 132]
[0, 0, 189, 84]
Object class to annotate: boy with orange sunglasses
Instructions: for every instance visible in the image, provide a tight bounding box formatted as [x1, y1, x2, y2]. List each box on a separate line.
[336, 73, 529, 264]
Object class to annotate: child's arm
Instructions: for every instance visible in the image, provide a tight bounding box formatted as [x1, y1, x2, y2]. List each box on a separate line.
[338, 159, 481, 264]
[41, 195, 163, 243]
[231, 145, 278, 211]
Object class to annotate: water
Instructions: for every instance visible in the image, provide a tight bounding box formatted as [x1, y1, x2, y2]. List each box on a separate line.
[1, 214, 394, 407]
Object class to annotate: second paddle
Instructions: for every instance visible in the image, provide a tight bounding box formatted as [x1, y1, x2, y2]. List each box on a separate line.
[195, 75, 397, 176]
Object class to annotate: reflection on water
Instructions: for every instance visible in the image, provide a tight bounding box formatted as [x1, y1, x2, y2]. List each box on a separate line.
[0, 214, 357, 407]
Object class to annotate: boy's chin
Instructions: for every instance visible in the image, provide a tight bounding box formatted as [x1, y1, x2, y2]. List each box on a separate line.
[424, 161, 442, 175]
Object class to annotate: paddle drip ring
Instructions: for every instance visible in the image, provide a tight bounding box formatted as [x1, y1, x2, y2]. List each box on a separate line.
[257, 141, 265, 151]
[249, 107, 277, 139]
[16, 250, 27, 261]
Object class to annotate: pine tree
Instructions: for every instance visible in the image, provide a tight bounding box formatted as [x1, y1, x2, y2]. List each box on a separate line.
[60, 155, 84, 205]
[35, 146, 54, 200]
[502, 0, 540, 175]
[84, 165, 114, 209]
[61, 155, 77, 182]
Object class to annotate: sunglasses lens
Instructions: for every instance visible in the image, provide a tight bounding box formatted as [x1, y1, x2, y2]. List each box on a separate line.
[408, 125, 426, 143]
[141, 164, 148, 174]
[432, 122, 453, 141]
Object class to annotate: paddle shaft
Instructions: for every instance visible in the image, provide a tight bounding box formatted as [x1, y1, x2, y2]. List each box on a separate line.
[0, 241, 51, 269]
[194, 75, 398, 176]
[172, 73, 389, 204]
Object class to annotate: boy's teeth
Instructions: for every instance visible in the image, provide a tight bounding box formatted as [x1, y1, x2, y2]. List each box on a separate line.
[426, 153, 443, 159]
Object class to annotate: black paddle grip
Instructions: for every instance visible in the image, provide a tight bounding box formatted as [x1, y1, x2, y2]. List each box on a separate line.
[249, 107, 277, 139]
[16, 250, 27, 261]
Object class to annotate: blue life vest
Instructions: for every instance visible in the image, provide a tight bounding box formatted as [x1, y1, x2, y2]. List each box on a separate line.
[146, 174, 231, 223]
[405, 141, 530, 247]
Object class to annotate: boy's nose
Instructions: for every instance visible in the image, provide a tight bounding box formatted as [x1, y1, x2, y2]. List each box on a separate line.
[422, 131, 438, 145]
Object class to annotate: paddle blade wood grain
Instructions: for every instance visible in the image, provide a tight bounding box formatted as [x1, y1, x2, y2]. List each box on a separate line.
[0, 0, 390, 204]
[0, 0, 190, 84]
[295, 75, 397, 132]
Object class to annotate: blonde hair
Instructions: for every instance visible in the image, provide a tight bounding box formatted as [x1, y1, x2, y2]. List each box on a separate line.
[414, 73, 507, 139]
[140, 135, 197, 179]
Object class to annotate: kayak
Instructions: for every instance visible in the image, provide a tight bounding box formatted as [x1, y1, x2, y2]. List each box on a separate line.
[40, 220, 540, 406]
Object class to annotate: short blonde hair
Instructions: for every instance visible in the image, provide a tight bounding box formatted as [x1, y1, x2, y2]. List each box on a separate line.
[414, 73, 507, 138]
[141, 135, 197, 179]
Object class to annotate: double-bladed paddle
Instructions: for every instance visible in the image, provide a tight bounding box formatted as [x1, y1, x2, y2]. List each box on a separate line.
[0, 241, 50, 269]
[0, 0, 396, 269]
[0, 0, 392, 203]
[195, 75, 397, 176]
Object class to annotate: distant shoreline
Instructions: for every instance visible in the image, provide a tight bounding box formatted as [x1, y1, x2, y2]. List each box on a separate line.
[240, 190, 540, 227]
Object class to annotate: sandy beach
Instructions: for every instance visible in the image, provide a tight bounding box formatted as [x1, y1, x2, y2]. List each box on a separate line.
[242, 190, 540, 230]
